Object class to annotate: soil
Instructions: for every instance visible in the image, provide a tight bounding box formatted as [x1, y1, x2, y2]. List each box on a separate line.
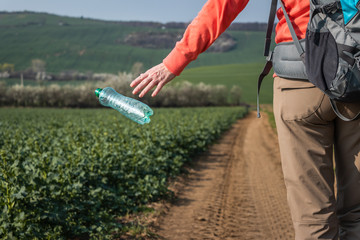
[152, 111, 295, 240]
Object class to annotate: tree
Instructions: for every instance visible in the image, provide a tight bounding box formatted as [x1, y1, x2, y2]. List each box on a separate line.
[131, 62, 144, 77]
[0, 63, 15, 73]
[230, 85, 242, 105]
[31, 59, 46, 73]
[31, 59, 46, 82]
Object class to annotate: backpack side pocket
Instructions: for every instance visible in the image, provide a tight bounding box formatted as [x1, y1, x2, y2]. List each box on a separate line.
[305, 29, 339, 93]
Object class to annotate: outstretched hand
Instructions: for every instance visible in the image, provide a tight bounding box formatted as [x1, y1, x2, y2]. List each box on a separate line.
[130, 63, 176, 98]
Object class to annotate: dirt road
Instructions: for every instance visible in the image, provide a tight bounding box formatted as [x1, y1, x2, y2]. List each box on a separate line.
[154, 111, 295, 239]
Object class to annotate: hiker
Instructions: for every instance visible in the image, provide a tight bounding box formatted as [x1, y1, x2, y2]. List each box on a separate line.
[130, 0, 360, 239]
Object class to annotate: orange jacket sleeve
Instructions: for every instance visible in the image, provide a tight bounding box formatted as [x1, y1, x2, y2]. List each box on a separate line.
[163, 0, 249, 76]
[275, 0, 309, 43]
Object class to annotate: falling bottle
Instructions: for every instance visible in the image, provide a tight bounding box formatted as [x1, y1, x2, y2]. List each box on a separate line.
[95, 87, 153, 125]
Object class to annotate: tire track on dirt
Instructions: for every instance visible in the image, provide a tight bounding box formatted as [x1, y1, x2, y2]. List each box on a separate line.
[154, 111, 294, 239]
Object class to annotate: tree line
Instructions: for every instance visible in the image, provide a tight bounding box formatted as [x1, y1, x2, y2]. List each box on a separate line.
[0, 73, 243, 108]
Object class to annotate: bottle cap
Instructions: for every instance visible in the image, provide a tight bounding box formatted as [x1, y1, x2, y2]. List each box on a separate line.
[95, 88, 103, 98]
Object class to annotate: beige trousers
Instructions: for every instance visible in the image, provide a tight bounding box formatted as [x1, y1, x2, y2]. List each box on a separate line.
[273, 77, 360, 240]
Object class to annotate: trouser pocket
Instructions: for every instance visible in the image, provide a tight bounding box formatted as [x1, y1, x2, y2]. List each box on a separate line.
[273, 77, 326, 121]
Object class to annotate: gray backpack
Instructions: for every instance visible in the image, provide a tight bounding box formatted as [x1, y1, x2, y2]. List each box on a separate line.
[258, 0, 360, 121]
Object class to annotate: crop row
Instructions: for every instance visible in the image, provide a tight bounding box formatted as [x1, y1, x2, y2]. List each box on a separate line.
[0, 107, 247, 239]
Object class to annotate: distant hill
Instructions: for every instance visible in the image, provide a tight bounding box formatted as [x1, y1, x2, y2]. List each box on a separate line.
[0, 11, 269, 74]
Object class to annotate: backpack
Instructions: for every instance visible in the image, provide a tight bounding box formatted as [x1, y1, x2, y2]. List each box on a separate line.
[258, 0, 360, 121]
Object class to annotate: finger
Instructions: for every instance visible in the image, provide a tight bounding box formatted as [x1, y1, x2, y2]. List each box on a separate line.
[151, 82, 165, 97]
[130, 74, 147, 88]
[139, 80, 157, 98]
[130, 73, 148, 87]
[132, 77, 152, 95]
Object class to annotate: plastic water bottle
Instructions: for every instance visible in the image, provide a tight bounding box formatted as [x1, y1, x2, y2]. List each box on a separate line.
[95, 87, 153, 125]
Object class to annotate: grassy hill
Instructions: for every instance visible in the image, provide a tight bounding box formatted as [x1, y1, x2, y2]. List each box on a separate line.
[0, 11, 267, 74]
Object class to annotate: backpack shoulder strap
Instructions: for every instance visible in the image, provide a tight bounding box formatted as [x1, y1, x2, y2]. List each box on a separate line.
[264, 0, 279, 57]
[257, 0, 278, 118]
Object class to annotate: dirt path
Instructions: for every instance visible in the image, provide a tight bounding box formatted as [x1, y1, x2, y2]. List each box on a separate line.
[153, 111, 295, 240]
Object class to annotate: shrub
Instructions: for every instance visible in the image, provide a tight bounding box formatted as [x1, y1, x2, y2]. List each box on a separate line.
[0, 73, 242, 107]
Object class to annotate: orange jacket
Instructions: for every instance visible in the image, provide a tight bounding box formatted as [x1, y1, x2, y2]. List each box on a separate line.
[163, 0, 310, 76]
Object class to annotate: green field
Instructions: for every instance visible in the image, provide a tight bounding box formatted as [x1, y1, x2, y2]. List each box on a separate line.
[178, 63, 274, 104]
[0, 107, 247, 238]
[0, 12, 266, 73]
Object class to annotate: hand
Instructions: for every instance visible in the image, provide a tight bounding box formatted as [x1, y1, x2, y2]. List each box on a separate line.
[130, 63, 176, 98]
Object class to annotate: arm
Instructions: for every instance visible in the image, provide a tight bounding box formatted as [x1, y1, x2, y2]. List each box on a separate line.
[131, 0, 249, 97]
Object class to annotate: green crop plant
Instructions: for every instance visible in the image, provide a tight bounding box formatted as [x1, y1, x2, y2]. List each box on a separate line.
[0, 107, 247, 238]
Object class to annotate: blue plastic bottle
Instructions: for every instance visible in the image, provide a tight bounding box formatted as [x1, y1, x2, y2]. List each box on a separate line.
[95, 87, 153, 125]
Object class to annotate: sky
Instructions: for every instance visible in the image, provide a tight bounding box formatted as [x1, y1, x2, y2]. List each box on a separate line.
[2, 0, 272, 23]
